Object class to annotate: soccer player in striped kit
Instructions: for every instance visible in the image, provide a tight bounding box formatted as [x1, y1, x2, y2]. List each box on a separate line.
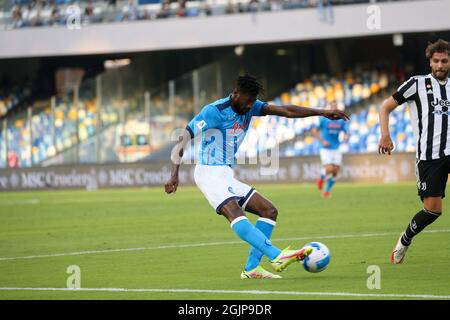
[379, 39, 450, 264]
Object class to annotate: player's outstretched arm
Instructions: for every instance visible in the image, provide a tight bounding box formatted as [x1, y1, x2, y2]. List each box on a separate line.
[263, 104, 349, 121]
[378, 96, 399, 155]
[164, 129, 192, 194]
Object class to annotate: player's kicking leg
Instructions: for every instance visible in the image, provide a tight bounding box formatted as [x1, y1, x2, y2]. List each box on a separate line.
[240, 192, 281, 278]
[194, 164, 312, 278]
[220, 201, 312, 277]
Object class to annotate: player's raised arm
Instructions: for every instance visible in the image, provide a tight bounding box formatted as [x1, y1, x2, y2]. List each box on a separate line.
[378, 96, 400, 155]
[262, 104, 349, 121]
[164, 129, 192, 194]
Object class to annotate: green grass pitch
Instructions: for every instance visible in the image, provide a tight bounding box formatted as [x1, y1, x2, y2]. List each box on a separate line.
[0, 182, 449, 300]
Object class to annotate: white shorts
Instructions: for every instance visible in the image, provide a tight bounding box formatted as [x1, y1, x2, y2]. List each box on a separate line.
[320, 148, 343, 166]
[194, 164, 256, 214]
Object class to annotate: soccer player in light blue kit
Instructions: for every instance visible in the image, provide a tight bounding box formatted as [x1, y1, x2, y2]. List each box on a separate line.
[165, 74, 349, 279]
[313, 101, 349, 198]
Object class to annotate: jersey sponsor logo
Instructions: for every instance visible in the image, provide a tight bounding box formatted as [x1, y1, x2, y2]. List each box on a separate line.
[432, 109, 450, 116]
[431, 98, 450, 108]
[196, 120, 207, 130]
[231, 120, 249, 134]
[327, 122, 343, 129]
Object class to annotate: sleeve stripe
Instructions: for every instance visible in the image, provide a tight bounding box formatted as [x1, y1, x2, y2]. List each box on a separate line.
[393, 78, 417, 104]
[186, 125, 194, 138]
[392, 92, 406, 105]
[403, 82, 417, 98]
[397, 78, 416, 96]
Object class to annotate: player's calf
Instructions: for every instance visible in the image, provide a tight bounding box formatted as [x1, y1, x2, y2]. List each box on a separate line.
[391, 208, 441, 264]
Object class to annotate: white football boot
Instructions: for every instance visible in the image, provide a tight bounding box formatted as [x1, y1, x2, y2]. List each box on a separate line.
[391, 234, 409, 264]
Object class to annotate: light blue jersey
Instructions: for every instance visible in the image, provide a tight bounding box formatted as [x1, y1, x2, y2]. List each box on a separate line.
[186, 95, 267, 166]
[318, 117, 348, 150]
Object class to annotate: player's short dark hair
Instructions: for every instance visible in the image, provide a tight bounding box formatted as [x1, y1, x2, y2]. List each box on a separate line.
[236, 73, 264, 97]
[425, 39, 450, 59]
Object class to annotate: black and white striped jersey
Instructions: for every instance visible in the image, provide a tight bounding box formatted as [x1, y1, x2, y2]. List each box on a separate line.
[392, 74, 450, 160]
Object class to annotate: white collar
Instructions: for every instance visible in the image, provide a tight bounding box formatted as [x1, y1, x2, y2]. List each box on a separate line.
[430, 73, 449, 85]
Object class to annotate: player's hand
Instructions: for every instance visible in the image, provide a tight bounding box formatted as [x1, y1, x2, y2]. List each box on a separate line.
[165, 175, 179, 194]
[322, 109, 350, 121]
[378, 135, 394, 155]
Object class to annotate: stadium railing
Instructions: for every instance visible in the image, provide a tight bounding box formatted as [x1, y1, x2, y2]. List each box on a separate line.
[0, 0, 432, 30]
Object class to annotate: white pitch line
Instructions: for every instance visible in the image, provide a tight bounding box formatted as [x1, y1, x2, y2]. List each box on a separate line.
[0, 287, 449, 299]
[1, 229, 450, 262]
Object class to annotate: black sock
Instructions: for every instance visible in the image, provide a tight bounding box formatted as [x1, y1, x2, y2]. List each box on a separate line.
[401, 209, 441, 246]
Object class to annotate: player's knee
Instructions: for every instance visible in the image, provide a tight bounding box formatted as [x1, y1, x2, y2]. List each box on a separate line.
[424, 205, 442, 214]
[261, 205, 278, 220]
[423, 197, 443, 213]
[221, 201, 246, 222]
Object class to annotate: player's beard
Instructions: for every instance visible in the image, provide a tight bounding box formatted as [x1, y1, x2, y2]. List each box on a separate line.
[432, 68, 449, 81]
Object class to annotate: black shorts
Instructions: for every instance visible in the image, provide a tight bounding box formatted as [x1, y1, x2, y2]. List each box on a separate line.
[416, 155, 450, 201]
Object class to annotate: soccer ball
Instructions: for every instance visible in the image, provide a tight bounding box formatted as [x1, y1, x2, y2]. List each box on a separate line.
[301, 242, 331, 273]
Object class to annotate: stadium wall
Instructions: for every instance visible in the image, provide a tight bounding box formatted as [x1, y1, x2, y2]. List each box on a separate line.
[0, 153, 416, 191]
[1, 0, 450, 58]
